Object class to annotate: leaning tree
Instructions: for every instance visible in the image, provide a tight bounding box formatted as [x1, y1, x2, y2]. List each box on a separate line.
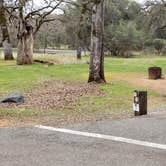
[6, 0, 64, 65]
[0, 0, 14, 60]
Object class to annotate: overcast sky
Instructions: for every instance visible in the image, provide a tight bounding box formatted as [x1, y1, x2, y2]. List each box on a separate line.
[33, 0, 146, 14]
[35, 0, 146, 4]
[136, 0, 145, 3]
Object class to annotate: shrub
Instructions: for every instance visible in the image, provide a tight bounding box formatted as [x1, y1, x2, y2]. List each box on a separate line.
[153, 39, 165, 55]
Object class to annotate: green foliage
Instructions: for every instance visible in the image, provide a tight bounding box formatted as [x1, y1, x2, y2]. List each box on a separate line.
[105, 21, 145, 57]
[144, 39, 153, 47]
[153, 39, 165, 54]
[64, 2, 91, 50]
[104, 0, 146, 57]
[20, 0, 164, 56]
[144, 0, 166, 39]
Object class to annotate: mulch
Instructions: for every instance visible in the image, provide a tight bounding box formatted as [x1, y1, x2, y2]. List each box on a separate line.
[0, 81, 104, 110]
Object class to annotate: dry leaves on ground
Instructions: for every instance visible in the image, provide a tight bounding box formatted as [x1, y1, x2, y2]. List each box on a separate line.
[0, 81, 104, 110]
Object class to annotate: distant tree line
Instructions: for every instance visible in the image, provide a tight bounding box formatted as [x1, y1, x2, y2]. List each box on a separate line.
[32, 0, 166, 57]
[0, 0, 165, 58]
[62, 0, 166, 57]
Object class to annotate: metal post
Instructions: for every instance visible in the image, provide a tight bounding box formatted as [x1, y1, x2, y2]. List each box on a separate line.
[133, 90, 147, 116]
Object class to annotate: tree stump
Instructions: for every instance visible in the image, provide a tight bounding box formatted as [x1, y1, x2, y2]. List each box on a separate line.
[148, 67, 162, 80]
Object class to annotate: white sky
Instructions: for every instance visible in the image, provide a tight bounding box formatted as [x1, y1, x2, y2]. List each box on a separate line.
[33, 0, 146, 14]
[35, 0, 146, 4]
[135, 0, 146, 3]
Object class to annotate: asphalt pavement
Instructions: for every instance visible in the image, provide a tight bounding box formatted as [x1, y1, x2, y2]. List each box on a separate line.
[0, 112, 166, 166]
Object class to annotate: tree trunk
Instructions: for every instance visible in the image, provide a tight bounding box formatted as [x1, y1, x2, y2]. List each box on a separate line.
[88, 0, 105, 83]
[3, 40, 13, 60]
[0, 0, 14, 60]
[17, 23, 34, 65]
[76, 46, 82, 60]
[76, 6, 84, 60]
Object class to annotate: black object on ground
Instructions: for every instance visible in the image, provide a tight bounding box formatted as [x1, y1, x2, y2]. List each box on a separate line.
[34, 59, 54, 65]
[0, 92, 24, 103]
[148, 67, 162, 79]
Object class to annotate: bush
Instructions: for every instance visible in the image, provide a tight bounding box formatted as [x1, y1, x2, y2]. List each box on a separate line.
[104, 21, 145, 57]
[153, 39, 165, 55]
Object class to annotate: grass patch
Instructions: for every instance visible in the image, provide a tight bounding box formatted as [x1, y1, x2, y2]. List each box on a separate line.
[0, 56, 166, 123]
[76, 80, 165, 115]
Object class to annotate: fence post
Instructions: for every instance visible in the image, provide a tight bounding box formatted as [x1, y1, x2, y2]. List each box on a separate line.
[133, 90, 147, 116]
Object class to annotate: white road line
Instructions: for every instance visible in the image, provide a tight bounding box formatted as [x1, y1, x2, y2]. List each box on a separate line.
[35, 125, 166, 150]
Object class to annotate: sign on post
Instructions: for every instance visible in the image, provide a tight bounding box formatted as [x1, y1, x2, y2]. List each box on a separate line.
[133, 90, 147, 116]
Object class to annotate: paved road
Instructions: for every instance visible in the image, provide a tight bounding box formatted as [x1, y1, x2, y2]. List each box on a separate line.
[0, 49, 78, 57]
[0, 113, 166, 166]
[34, 49, 78, 55]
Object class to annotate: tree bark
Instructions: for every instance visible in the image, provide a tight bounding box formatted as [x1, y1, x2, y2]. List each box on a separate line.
[76, 6, 84, 60]
[88, 0, 106, 83]
[76, 46, 82, 60]
[0, 0, 14, 60]
[17, 23, 34, 65]
[3, 40, 13, 60]
[17, 0, 33, 65]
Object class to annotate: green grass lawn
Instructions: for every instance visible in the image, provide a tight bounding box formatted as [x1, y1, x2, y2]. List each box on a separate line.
[0, 56, 166, 92]
[0, 56, 166, 123]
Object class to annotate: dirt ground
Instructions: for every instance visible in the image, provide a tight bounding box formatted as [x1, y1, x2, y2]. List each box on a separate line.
[113, 73, 166, 96]
[0, 118, 35, 128]
[0, 111, 134, 128]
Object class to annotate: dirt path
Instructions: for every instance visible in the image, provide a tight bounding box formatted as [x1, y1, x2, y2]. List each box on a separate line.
[113, 73, 166, 96]
[0, 118, 35, 128]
